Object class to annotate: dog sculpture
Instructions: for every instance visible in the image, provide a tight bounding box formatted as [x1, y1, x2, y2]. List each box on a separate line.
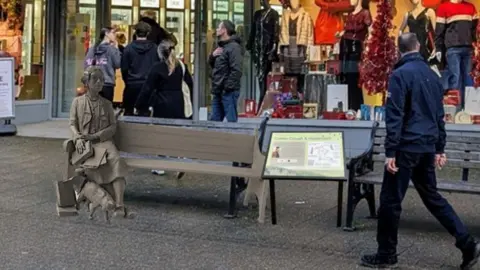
[66, 170, 116, 223]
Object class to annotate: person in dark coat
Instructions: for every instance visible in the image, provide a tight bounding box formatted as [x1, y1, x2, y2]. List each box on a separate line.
[209, 20, 244, 122]
[133, 11, 168, 45]
[121, 21, 159, 116]
[135, 38, 193, 119]
[360, 33, 480, 270]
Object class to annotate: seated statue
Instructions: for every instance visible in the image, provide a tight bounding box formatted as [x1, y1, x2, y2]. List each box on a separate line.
[69, 66, 130, 219]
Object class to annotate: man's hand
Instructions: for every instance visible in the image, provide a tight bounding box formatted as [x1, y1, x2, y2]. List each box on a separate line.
[212, 48, 223, 56]
[385, 158, 399, 174]
[435, 153, 447, 169]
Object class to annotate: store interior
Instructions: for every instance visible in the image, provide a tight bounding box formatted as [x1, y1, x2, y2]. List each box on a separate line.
[0, 0, 45, 101]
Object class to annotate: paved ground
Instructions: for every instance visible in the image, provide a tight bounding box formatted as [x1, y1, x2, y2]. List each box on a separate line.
[1, 136, 480, 270]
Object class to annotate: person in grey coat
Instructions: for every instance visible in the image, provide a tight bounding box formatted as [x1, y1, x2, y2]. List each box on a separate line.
[84, 27, 122, 102]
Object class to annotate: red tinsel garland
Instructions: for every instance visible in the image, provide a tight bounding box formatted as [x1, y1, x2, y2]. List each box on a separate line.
[359, 0, 397, 97]
[471, 21, 480, 88]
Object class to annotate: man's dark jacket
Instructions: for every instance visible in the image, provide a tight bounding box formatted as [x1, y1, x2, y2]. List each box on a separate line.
[134, 17, 168, 45]
[208, 35, 243, 95]
[385, 52, 446, 158]
[121, 40, 159, 86]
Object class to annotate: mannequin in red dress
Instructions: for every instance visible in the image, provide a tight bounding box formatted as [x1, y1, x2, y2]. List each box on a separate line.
[314, 0, 353, 45]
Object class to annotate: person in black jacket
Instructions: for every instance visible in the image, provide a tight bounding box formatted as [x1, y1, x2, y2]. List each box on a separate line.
[135, 38, 193, 119]
[133, 11, 168, 45]
[360, 33, 480, 270]
[121, 22, 159, 116]
[209, 20, 243, 122]
[209, 20, 247, 193]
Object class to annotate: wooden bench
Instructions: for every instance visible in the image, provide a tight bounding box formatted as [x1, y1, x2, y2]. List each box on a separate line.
[344, 124, 480, 231]
[55, 116, 272, 223]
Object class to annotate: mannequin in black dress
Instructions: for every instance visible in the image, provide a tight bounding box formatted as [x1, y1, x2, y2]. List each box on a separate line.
[246, 0, 280, 110]
[399, 0, 436, 61]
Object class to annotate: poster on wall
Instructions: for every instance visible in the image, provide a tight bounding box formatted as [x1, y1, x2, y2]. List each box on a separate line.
[167, 0, 185, 9]
[0, 58, 15, 119]
[140, 0, 160, 8]
[262, 131, 346, 180]
[112, 0, 133, 6]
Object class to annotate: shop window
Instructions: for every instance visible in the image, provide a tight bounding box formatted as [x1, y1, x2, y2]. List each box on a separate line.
[0, 0, 46, 101]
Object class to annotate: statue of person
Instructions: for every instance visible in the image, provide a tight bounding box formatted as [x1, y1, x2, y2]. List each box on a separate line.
[69, 66, 130, 218]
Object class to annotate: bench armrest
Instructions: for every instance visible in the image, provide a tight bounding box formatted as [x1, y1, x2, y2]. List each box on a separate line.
[347, 121, 380, 176]
[257, 116, 270, 155]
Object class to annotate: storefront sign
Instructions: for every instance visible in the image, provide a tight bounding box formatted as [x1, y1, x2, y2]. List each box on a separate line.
[166, 0, 185, 9]
[112, 0, 133, 6]
[0, 58, 15, 119]
[263, 131, 346, 180]
[140, 0, 159, 8]
[79, 0, 96, 4]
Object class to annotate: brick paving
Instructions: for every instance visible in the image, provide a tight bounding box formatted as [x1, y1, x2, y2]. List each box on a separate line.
[1, 136, 480, 269]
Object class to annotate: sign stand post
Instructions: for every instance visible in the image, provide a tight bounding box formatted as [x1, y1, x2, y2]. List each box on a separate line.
[0, 57, 16, 136]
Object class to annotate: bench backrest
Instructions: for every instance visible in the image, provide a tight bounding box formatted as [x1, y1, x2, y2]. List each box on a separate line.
[115, 121, 257, 164]
[373, 128, 480, 171]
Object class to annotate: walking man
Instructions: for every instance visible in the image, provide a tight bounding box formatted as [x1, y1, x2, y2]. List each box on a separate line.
[360, 33, 480, 269]
[121, 21, 158, 116]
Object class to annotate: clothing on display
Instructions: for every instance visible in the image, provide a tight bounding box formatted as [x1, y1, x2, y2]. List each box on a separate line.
[339, 8, 372, 111]
[278, 7, 313, 93]
[314, 0, 352, 45]
[282, 18, 306, 74]
[246, 7, 280, 109]
[435, 0, 477, 101]
[405, 8, 435, 61]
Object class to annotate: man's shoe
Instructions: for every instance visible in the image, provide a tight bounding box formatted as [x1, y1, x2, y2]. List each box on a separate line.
[461, 242, 480, 270]
[360, 254, 398, 269]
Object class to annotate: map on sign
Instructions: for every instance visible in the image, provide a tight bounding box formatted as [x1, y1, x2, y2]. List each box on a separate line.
[263, 132, 346, 180]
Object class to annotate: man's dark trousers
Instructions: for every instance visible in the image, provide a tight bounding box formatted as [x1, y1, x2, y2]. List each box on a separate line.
[377, 151, 472, 256]
[123, 84, 143, 116]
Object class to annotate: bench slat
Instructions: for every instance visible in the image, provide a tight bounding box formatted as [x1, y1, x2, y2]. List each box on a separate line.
[373, 146, 480, 161]
[372, 154, 480, 169]
[115, 122, 256, 164]
[375, 129, 480, 144]
[124, 158, 260, 178]
[375, 137, 480, 152]
[356, 172, 480, 194]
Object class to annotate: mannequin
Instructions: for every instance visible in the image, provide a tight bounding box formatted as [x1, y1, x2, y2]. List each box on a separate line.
[337, 0, 371, 111]
[246, 0, 280, 109]
[278, 0, 314, 92]
[399, 0, 436, 61]
[314, 0, 353, 45]
[435, 0, 477, 104]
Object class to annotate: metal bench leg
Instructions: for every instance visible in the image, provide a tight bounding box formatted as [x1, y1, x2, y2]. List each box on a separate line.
[337, 181, 344, 228]
[269, 179, 277, 225]
[344, 177, 359, 232]
[224, 176, 238, 219]
[365, 184, 377, 219]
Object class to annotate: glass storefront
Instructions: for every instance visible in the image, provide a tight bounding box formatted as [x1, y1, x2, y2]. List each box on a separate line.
[0, 0, 46, 101]
[54, 0, 261, 118]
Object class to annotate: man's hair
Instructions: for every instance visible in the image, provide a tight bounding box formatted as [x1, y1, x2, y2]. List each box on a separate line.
[142, 10, 157, 21]
[221, 20, 236, 36]
[398, 33, 419, 54]
[135, 21, 151, 38]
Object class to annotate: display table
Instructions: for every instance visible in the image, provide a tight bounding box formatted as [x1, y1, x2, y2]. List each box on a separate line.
[304, 72, 337, 113]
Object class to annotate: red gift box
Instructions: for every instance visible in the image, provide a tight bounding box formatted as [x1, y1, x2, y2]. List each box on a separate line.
[472, 115, 480, 125]
[444, 90, 461, 106]
[244, 99, 257, 116]
[284, 105, 303, 119]
[322, 111, 346, 120]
